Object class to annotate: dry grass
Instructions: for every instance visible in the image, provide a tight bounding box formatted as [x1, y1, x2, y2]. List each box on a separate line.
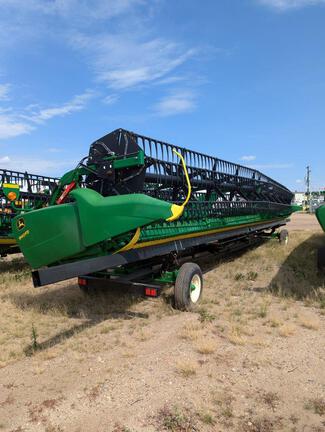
[278, 323, 296, 337]
[298, 315, 320, 330]
[0, 254, 154, 367]
[175, 360, 198, 378]
[195, 339, 217, 354]
[178, 322, 203, 341]
[227, 326, 247, 345]
[267, 315, 283, 328]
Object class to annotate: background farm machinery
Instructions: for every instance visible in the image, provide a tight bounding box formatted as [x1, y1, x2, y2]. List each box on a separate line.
[10, 129, 298, 309]
[0, 169, 58, 256]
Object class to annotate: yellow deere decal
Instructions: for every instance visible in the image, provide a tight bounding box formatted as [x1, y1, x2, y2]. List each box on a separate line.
[17, 217, 25, 230]
[18, 230, 30, 241]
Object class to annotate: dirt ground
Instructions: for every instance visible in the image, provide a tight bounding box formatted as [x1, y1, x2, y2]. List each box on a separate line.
[0, 213, 324, 432]
[286, 212, 322, 232]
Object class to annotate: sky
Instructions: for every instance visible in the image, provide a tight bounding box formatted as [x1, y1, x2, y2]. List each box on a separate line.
[0, 0, 324, 191]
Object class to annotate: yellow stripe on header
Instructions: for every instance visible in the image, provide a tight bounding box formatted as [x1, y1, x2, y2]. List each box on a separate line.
[3, 183, 20, 189]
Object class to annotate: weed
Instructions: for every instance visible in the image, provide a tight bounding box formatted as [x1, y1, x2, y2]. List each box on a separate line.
[31, 324, 39, 351]
[261, 391, 280, 410]
[212, 392, 234, 419]
[197, 308, 216, 323]
[305, 397, 325, 416]
[198, 411, 215, 425]
[241, 416, 282, 432]
[234, 273, 245, 281]
[257, 303, 268, 318]
[113, 424, 134, 432]
[155, 405, 197, 431]
[247, 271, 258, 281]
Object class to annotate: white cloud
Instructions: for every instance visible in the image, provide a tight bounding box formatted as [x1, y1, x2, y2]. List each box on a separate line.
[153, 91, 196, 116]
[0, 83, 10, 101]
[257, 0, 325, 10]
[0, 112, 34, 139]
[47, 147, 64, 153]
[240, 155, 256, 162]
[25, 90, 95, 124]
[0, 0, 142, 22]
[0, 154, 74, 175]
[248, 163, 293, 169]
[71, 33, 195, 90]
[102, 94, 119, 105]
[296, 179, 303, 183]
[0, 90, 94, 140]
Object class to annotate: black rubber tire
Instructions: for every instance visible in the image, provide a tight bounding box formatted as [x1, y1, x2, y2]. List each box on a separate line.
[174, 263, 203, 311]
[317, 246, 325, 271]
[279, 229, 289, 245]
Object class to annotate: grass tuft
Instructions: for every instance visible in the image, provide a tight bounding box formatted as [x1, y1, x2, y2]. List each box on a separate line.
[176, 360, 198, 378]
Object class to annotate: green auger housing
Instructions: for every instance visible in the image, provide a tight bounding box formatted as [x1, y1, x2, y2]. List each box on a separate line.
[12, 188, 178, 268]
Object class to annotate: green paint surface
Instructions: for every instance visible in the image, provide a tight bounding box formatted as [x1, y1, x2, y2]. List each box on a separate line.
[316, 205, 325, 232]
[12, 188, 173, 268]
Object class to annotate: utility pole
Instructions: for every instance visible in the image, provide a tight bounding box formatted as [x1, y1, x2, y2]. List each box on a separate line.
[305, 165, 312, 213]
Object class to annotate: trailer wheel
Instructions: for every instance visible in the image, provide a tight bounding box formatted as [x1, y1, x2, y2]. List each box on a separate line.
[174, 263, 203, 311]
[317, 246, 325, 271]
[279, 229, 289, 245]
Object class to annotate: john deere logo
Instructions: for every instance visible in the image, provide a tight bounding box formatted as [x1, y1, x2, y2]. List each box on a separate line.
[17, 218, 25, 230]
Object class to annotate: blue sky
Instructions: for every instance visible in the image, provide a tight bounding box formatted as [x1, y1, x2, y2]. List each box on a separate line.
[0, 0, 324, 191]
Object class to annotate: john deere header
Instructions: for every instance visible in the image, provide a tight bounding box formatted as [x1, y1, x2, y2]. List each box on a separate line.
[11, 128, 298, 269]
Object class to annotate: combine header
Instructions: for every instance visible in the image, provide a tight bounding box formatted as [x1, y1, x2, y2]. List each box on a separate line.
[0, 169, 58, 255]
[11, 129, 298, 309]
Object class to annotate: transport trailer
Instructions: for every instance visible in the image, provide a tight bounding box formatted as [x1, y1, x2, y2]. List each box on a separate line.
[0, 169, 58, 256]
[32, 217, 289, 310]
[315, 204, 325, 270]
[10, 128, 298, 309]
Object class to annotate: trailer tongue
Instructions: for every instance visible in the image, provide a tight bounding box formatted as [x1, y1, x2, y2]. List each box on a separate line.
[11, 129, 298, 308]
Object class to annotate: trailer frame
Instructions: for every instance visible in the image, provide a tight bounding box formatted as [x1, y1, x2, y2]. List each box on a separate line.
[32, 218, 287, 289]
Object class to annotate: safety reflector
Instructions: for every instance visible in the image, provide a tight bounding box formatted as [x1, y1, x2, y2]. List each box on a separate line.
[145, 287, 158, 297]
[78, 277, 87, 286]
[7, 191, 17, 201]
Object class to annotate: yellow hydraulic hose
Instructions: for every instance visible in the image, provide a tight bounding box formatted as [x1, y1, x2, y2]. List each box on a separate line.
[166, 148, 192, 221]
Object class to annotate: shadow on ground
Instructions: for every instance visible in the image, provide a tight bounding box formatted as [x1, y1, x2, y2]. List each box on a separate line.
[0, 255, 29, 273]
[3, 281, 150, 355]
[269, 233, 325, 299]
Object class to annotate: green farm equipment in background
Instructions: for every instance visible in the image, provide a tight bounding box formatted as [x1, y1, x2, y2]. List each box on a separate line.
[11, 129, 299, 310]
[0, 169, 58, 256]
